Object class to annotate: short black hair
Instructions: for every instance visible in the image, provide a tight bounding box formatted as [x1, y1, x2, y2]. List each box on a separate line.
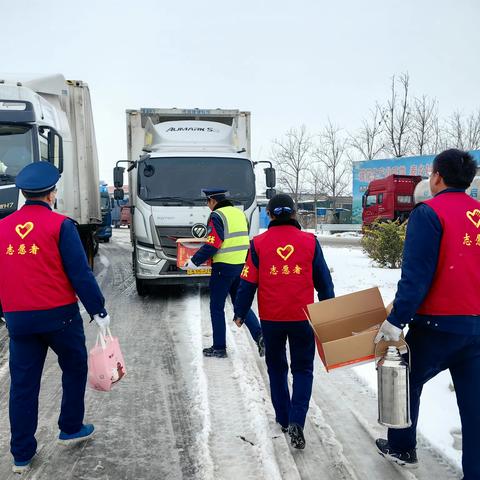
[432, 149, 477, 189]
[22, 186, 56, 199]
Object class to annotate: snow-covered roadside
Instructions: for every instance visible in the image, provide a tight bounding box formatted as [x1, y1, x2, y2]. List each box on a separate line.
[321, 246, 462, 468]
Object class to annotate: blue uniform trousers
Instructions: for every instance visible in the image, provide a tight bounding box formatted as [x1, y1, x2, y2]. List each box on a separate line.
[261, 320, 315, 428]
[388, 324, 480, 480]
[9, 312, 88, 462]
[209, 271, 261, 349]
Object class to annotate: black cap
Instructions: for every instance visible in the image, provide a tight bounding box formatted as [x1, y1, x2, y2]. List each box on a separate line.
[201, 188, 229, 201]
[267, 193, 295, 217]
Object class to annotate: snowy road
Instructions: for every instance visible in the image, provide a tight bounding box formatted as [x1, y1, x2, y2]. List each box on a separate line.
[0, 229, 462, 479]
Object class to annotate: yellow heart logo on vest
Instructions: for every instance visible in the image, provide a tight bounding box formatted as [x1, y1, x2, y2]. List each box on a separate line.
[466, 209, 480, 228]
[15, 222, 34, 239]
[276, 244, 295, 261]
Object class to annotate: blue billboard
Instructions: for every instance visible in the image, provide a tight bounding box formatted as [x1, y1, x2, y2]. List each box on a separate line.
[352, 150, 480, 223]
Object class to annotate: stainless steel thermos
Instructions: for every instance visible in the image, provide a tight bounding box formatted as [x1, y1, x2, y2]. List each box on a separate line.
[377, 345, 411, 429]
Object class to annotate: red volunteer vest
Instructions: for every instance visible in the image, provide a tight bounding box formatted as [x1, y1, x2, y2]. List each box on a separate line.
[246, 225, 316, 321]
[0, 205, 77, 312]
[417, 192, 480, 315]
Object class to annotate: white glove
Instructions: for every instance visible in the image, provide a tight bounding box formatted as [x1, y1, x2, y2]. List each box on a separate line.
[184, 259, 198, 269]
[93, 313, 110, 335]
[374, 320, 402, 344]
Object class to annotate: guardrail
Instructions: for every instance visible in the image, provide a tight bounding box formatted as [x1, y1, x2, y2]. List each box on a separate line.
[317, 223, 362, 233]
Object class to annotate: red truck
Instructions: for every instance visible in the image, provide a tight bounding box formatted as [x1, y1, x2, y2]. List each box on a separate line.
[362, 174, 422, 226]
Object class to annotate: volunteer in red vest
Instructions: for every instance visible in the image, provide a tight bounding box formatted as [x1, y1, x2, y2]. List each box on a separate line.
[374, 149, 480, 478]
[0, 162, 110, 474]
[233, 193, 334, 449]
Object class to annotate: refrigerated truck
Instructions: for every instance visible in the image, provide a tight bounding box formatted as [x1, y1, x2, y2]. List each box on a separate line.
[0, 73, 102, 265]
[114, 108, 275, 295]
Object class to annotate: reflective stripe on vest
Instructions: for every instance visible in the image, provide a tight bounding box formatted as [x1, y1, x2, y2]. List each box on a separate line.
[213, 206, 250, 264]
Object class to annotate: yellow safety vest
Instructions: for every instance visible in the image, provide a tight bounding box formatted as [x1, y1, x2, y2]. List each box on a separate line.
[213, 206, 250, 264]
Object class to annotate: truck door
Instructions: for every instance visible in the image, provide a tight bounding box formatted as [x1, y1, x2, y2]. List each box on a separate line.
[362, 193, 379, 225]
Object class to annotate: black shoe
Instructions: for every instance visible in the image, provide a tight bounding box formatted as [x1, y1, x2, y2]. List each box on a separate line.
[203, 346, 228, 358]
[288, 423, 305, 449]
[376, 439, 418, 469]
[256, 334, 265, 357]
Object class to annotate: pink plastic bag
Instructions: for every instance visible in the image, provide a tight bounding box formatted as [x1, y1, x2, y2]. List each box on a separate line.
[88, 328, 126, 392]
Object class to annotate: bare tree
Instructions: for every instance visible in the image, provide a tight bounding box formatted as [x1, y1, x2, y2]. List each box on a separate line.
[349, 106, 385, 160]
[445, 110, 480, 150]
[431, 116, 448, 154]
[411, 95, 438, 155]
[270, 125, 313, 208]
[379, 73, 412, 157]
[307, 163, 325, 229]
[466, 109, 480, 150]
[313, 121, 351, 215]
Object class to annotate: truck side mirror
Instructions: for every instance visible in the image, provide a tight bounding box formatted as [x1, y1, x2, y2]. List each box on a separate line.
[114, 188, 124, 200]
[265, 167, 276, 188]
[266, 188, 276, 199]
[114, 166, 125, 188]
[47, 129, 64, 173]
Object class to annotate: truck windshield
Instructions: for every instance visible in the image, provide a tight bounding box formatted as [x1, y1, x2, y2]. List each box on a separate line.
[138, 156, 255, 208]
[0, 124, 34, 184]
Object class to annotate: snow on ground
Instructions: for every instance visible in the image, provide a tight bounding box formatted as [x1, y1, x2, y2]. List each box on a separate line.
[321, 245, 462, 468]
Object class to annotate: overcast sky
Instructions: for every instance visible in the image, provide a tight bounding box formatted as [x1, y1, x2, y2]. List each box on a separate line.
[1, 0, 478, 182]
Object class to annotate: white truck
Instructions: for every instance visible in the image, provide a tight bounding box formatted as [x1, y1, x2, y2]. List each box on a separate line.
[114, 108, 276, 295]
[0, 74, 102, 266]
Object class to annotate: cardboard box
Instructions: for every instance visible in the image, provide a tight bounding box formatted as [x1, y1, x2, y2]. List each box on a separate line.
[306, 287, 400, 372]
[176, 238, 212, 274]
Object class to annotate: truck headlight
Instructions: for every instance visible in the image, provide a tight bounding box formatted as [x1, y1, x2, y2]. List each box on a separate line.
[137, 246, 160, 265]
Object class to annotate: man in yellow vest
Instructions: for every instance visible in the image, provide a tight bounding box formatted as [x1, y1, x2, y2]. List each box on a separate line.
[185, 188, 263, 358]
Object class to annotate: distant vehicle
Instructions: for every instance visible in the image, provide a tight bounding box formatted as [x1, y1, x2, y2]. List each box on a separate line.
[96, 184, 112, 242]
[120, 204, 131, 227]
[414, 175, 480, 203]
[112, 194, 129, 228]
[362, 174, 422, 226]
[0, 74, 102, 266]
[113, 107, 275, 295]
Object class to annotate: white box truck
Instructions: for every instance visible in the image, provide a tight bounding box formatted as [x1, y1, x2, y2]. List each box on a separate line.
[0, 74, 102, 266]
[114, 108, 276, 295]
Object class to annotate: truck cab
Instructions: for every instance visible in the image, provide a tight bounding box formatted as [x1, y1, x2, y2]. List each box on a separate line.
[362, 174, 422, 226]
[96, 183, 112, 242]
[114, 108, 275, 295]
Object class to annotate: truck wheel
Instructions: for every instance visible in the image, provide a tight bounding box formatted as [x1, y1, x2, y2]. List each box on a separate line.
[104, 237, 110, 243]
[136, 278, 148, 296]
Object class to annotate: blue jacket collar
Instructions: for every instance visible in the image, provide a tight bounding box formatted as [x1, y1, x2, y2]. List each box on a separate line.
[434, 187, 466, 197]
[25, 200, 52, 210]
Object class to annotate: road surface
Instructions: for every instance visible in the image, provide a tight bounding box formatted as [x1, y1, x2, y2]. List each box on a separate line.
[0, 229, 462, 479]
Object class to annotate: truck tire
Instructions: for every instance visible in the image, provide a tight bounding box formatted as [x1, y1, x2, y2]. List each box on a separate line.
[104, 237, 110, 243]
[136, 278, 148, 296]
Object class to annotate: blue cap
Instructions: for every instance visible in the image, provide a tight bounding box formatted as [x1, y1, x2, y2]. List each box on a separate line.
[15, 161, 60, 193]
[201, 188, 230, 201]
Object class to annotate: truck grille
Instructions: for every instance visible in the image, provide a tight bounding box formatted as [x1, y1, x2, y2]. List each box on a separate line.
[156, 226, 194, 258]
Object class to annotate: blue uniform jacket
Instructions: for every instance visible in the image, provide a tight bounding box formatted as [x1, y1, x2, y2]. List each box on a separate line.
[234, 220, 335, 320]
[388, 188, 480, 335]
[6, 201, 106, 335]
[191, 201, 244, 276]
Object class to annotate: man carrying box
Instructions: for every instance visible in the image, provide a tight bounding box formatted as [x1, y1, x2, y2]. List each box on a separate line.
[233, 193, 334, 449]
[184, 188, 263, 358]
[374, 149, 480, 479]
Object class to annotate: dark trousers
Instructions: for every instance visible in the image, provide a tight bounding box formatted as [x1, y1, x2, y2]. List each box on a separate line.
[261, 320, 315, 428]
[388, 325, 480, 480]
[209, 272, 261, 349]
[9, 312, 88, 462]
